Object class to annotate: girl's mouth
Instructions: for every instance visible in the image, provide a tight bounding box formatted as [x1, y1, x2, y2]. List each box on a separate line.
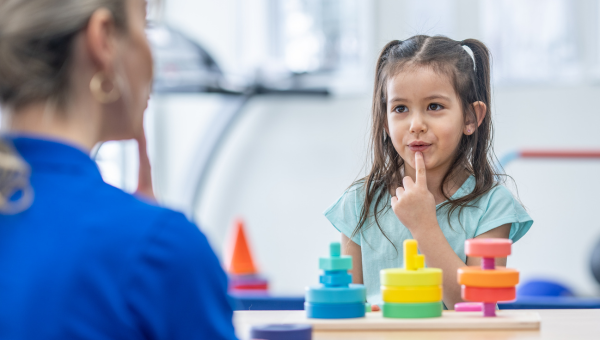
[408, 141, 431, 152]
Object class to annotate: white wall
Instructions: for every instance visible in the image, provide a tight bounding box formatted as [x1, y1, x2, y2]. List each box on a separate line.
[494, 85, 600, 296]
[194, 95, 371, 294]
[152, 0, 600, 296]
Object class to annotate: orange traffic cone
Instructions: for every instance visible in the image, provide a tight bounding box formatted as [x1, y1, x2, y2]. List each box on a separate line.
[226, 218, 258, 275]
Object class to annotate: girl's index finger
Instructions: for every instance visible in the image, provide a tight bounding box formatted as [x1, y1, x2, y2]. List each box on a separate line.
[415, 152, 426, 185]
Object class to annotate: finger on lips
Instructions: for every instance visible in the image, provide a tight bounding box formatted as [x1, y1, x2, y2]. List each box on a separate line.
[415, 152, 426, 183]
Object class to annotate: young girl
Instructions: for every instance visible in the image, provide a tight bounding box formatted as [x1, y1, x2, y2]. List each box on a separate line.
[325, 35, 533, 309]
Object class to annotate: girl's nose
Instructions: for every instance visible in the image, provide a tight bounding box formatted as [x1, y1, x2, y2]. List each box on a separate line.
[409, 113, 427, 134]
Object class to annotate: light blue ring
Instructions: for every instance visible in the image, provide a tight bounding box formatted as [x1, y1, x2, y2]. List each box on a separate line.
[319, 256, 352, 271]
[305, 284, 365, 304]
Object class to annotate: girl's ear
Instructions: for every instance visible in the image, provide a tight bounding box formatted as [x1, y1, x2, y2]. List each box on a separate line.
[464, 101, 486, 135]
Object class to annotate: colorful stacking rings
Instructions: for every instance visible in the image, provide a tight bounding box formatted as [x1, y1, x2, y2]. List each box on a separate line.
[458, 238, 519, 317]
[380, 240, 443, 318]
[305, 242, 366, 319]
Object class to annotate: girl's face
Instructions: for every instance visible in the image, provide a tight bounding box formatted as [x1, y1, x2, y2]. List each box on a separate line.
[386, 66, 468, 175]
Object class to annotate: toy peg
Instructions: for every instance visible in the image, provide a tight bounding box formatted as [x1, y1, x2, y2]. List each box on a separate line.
[330, 242, 341, 257]
[404, 239, 425, 271]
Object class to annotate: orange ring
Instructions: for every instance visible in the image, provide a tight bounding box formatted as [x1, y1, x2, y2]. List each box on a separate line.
[462, 286, 516, 302]
[457, 267, 519, 287]
[465, 239, 512, 257]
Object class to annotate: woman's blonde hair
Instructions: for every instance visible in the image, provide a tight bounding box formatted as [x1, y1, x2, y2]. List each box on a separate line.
[0, 0, 128, 213]
[0, 141, 32, 214]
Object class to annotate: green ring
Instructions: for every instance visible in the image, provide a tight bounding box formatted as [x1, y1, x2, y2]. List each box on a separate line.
[382, 302, 442, 318]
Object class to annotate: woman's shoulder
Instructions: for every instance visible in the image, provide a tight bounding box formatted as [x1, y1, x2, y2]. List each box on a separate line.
[98, 183, 184, 221]
[83, 183, 204, 252]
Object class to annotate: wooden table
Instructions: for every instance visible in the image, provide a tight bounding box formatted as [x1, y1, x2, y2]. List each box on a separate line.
[234, 309, 600, 339]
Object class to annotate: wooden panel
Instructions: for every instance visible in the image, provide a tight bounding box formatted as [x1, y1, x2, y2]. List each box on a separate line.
[234, 310, 540, 333]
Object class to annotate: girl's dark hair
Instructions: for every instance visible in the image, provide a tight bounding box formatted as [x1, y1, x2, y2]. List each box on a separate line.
[351, 35, 499, 247]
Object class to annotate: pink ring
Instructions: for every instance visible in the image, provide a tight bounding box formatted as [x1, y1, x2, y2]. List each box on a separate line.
[465, 239, 512, 258]
[454, 302, 482, 312]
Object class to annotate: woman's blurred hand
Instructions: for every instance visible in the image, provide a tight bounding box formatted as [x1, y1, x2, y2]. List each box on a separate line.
[135, 127, 155, 200]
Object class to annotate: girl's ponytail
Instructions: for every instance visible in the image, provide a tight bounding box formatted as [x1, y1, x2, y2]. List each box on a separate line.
[460, 39, 495, 193]
[460, 39, 491, 107]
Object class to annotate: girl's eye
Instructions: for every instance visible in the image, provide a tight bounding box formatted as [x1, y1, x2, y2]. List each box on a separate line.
[394, 105, 408, 113]
[428, 103, 444, 111]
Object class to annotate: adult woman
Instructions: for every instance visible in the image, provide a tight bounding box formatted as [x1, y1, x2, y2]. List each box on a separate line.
[0, 0, 237, 339]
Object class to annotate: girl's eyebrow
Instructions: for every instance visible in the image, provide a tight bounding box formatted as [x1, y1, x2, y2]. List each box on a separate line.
[388, 97, 408, 103]
[388, 95, 452, 103]
[424, 95, 452, 101]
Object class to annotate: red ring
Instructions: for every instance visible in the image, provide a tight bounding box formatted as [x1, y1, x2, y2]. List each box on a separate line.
[462, 286, 516, 302]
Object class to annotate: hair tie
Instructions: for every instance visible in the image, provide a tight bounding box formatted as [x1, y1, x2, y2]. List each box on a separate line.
[461, 45, 476, 71]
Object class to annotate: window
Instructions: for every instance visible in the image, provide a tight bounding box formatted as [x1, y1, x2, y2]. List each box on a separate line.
[481, 0, 581, 83]
[237, 0, 370, 92]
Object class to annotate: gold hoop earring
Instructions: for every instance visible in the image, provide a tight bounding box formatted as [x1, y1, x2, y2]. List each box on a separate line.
[90, 72, 121, 104]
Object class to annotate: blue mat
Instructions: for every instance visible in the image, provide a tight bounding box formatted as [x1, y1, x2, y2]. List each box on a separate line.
[499, 296, 600, 309]
[229, 294, 305, 310]
[230, 294, 600, 310]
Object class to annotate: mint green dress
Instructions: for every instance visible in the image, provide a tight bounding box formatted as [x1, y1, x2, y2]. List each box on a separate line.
[324, 176, 533, 305]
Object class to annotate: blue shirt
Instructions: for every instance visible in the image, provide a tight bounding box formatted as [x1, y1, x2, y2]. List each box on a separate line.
[0, 137, 237, 340]
[324, 176, 533, 304]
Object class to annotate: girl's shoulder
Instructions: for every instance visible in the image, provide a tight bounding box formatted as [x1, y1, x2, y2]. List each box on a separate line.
[326, 180, 389, 212]
[324, 182, 364, 222]
[459, 178, 532, 242]
[470, 179, 523, 211]
[324, 180, 394, 245]
[324, 181, 373, 245]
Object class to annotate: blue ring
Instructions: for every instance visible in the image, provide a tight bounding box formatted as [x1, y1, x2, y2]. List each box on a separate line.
[320, 272, 352, 286]
[305, 302, 365, 319]
[251, 324, 312, 340]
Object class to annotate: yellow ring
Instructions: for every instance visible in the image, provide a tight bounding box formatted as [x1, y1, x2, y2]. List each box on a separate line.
[381, 285, 442, 303]
[380, 268, 442, 287]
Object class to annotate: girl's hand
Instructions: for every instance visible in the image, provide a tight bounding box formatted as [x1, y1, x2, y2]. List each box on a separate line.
[391, 152, 437, 232]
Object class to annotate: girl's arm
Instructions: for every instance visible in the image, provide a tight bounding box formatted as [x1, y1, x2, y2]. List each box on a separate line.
[392, 152, 511, 308]
[341, 234, 363, 284]
[412, 223, 510, 309]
